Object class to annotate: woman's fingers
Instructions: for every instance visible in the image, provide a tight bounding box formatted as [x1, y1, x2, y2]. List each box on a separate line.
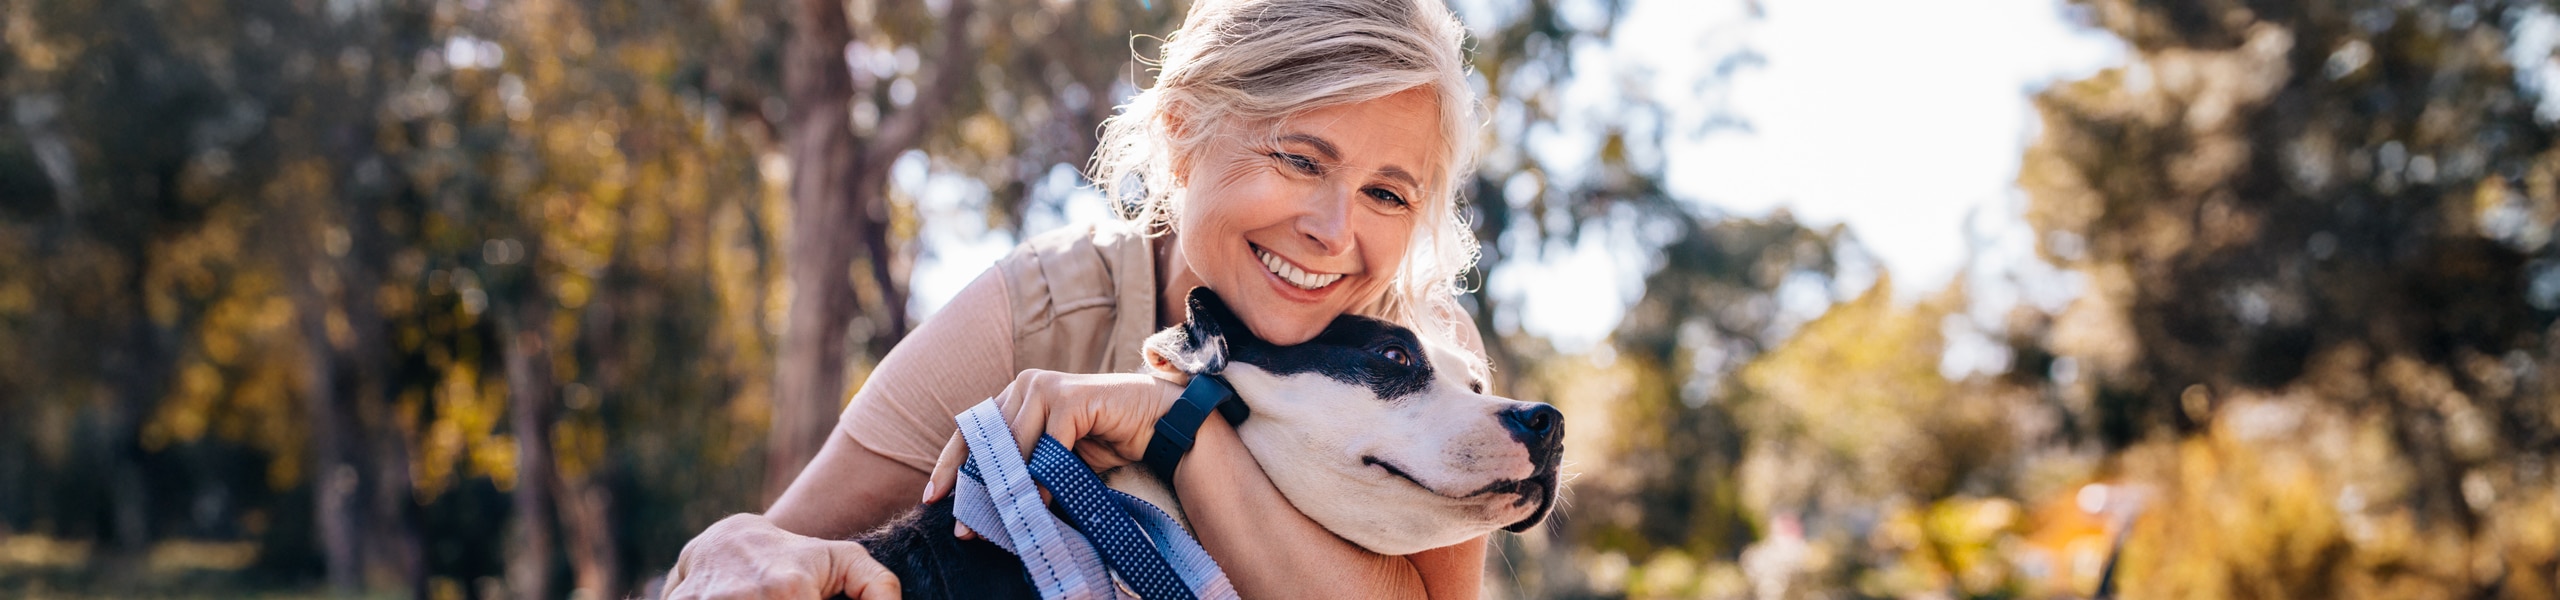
[829, 541, 903, 600]
[661, 514, 904, 600]
[1004, 372, 1051, 459]
[924, 432, 966, 503]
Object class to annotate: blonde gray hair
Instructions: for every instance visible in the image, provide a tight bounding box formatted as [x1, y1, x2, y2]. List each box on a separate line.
[1092, 0, 1483, 344]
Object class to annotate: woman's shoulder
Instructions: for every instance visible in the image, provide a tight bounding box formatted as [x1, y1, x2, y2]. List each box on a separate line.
[997, 220, 1148, 312]
[993, 219, 1158, 374]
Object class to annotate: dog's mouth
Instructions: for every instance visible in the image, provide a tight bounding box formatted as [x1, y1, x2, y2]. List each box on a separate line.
[1480, 472, 1557, 532]
[1362, 455, 1437, 494]
[1362, 455, 1559, 531]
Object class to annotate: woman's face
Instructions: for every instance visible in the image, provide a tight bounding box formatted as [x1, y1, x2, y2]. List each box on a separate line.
[1176, 88, 1444, 346]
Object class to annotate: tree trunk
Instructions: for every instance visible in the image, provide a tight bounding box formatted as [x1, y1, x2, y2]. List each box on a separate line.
[505, 302, 560, 600]
[295, 261, 367, 594]
[102, 254, 169, 565]
[768, 0, 976, 503]
[293, 157, 426, 595]
[768, 0, 866, 503]
[558, 474, 621, 599]
[342, 182, 425, 597]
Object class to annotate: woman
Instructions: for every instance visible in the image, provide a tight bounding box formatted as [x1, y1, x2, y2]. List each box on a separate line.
[662, 0, 1489, 597]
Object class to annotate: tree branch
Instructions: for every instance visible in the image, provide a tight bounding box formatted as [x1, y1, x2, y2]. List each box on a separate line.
[864, 0, 977, 166]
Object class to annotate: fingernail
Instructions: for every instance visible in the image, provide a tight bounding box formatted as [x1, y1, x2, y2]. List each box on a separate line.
[953, 522, 971, 540]
[920, 480, 938, 504]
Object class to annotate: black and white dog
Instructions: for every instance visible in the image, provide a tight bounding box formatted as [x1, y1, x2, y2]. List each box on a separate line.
[850, 289, 1564, 598]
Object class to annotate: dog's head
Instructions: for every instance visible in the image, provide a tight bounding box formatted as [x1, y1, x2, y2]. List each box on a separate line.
[1143, 288, 1564, 555]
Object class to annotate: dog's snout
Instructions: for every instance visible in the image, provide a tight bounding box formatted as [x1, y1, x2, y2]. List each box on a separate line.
[1500, 404, 1562, 447]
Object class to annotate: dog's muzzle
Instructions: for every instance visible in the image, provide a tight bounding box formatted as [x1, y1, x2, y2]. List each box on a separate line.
[1497, 403, 1565, 532]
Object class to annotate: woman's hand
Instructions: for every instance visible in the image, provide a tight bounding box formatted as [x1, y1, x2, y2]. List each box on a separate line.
[661, 513, 901, 600]
[920, 370, 1183, 519]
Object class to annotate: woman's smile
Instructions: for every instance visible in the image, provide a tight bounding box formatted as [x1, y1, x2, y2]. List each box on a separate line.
[1254, 244, 1345, 291]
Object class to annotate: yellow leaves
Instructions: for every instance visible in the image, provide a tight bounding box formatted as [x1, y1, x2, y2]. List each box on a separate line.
[0, 278, 29, 315]
[543, 121, 591, 163]
[1739, 274, 1953, 488]
[555, 277, 592, 310]
[551, 418, 607, 481]
[613, 38, 678, 79]
[144, 363, 225, 451]
[141, 264, 306, 484]
[1853, 496, 2025, 597]
[2, 0, 77, 74]
[2098, 389, 2560, 600]
[959, 113, 1013, 158]
[414, 363, 516, 498]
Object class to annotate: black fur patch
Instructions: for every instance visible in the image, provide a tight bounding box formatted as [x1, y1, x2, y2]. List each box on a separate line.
[1183, 289, 1435, 401]
[841, 499, 1040, 600]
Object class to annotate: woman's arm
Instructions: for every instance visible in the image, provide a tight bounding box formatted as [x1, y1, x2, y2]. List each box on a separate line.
[665, 270, 1020, 599]
[767, 269, 1021, 535]
[766, 433, 928, 538]
[1176, 417, 1486, 599]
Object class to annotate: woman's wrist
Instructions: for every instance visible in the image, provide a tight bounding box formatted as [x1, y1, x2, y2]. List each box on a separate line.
[1169, 398, 1250, 486]
[1066, 371, 1186, 467]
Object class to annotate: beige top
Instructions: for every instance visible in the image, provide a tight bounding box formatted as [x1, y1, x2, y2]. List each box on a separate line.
[837, 221, 1165, 472]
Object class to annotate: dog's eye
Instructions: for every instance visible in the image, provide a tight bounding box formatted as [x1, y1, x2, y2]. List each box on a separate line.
[1380, 345, 1415, 367]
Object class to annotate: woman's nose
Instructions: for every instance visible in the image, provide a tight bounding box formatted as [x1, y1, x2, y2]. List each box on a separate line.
[1296, 187, 1355, 256]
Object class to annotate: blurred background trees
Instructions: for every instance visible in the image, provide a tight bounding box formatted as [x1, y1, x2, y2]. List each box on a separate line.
[5, 0, 2560, 598]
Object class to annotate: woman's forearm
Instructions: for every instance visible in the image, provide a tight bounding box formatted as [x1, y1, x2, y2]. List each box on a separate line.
[768, 431, 930, 539]
[1174, 417, 1430, 599]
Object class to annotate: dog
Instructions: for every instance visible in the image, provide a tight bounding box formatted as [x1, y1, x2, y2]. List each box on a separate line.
[848, 288, 1564, 598]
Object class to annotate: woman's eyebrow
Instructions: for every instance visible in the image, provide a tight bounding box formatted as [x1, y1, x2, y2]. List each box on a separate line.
[1281, 133, 1420, 188]
[1375, 166, 1419, 188]
[1278, 133, 1343, 161]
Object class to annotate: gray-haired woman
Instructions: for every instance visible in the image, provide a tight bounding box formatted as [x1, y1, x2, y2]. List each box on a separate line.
[662, 0, 1493, 596]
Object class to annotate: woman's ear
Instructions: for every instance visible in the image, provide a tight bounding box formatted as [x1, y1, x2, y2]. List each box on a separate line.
[1161, 105, 1194, 188]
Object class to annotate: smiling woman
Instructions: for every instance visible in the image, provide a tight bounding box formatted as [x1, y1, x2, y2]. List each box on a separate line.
[1096, 0, 1484, 348]
[1163, 88, 1449, 346]
[659, 0, 1499, 598]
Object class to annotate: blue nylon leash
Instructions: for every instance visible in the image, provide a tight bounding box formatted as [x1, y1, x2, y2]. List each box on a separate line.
[951, 399, 1238, 600]
[951, 401, 1116, 599]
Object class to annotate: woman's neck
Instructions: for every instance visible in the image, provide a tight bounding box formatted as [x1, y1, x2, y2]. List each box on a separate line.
[1155, 231, 1202, 329]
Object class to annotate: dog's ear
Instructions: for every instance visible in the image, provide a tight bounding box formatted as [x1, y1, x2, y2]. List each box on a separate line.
[1143, 287, 1231, 376]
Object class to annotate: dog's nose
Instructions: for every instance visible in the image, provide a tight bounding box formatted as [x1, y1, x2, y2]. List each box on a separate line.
[1499, 403, 1563, 448]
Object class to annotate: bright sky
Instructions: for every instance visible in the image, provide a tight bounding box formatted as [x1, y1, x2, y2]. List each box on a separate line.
[906, 0, 2128, 358]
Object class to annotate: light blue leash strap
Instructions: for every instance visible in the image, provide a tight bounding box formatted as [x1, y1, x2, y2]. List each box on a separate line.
[952, 401, 1117, 599]
[951, 399, 1237, 600]
[1104, 484, 1236, 600]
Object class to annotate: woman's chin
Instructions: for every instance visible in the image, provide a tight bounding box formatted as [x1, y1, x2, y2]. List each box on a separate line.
[1237, 310, 1326, 346]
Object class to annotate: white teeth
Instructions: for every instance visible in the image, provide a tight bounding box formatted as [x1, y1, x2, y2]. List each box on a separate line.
[1256, 247, 1343, 290]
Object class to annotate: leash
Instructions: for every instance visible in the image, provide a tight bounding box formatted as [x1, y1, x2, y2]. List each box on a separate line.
[950, 399, 1239, 600]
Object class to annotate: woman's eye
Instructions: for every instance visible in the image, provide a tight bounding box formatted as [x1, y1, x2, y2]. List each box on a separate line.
[1381, 345, 1414, 367]
[1272, 153, 1320, 175]
[1364, 187, 1409, 209]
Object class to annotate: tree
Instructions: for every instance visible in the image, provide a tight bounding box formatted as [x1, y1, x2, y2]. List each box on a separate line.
[766, 0, 973, 501]
[2018, 0, 2560, 595]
